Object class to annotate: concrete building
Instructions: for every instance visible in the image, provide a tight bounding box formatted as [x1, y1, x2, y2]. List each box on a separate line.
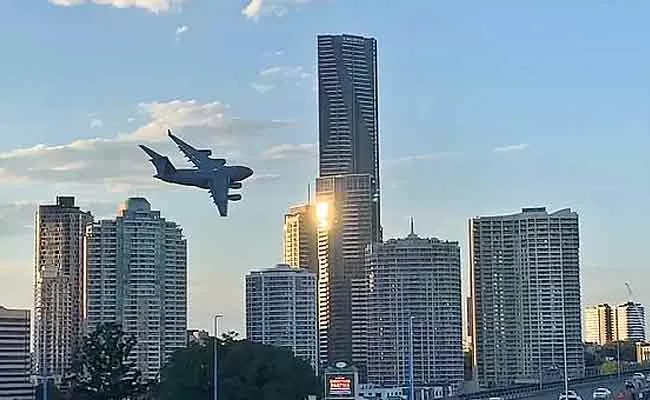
[0, 306, 32, 400]
[584, 304, 614, 345]
[316, 174, 374, 376]
[317, 33, 381, 243]
[283, 203, 318, 273]
[365, 223, 464, 390]
[34, 196, 92, 380]
[616, 302, 646, 342]
[469, 207, 583, 388]
[245, 264, 318, 372]
[84, 198, 187, 380]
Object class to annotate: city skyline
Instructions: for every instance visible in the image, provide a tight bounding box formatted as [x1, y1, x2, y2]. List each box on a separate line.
[1, 1, 649, 335]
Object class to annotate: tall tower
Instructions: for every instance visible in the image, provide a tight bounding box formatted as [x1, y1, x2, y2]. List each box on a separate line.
[34, 196, 92, 380]
[615, 302, 646, 342]
[365, 226, 464, 391]
[245, 264, 318, 372]
[469, 207, 583, 388]
[0, 306, 32, 399]
[84, 198, 187, 380]
[283, 203, 318, 274]
[317, 34, 381, 242]
[584, 304, 614, 345]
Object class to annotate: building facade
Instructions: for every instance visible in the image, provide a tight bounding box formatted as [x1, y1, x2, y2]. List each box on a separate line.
[616, 302, 646, 342]
[584, 304, 614, 345]
[84, 198, 187, 380]
[317, 33, 381, 243]
[283, 203, 318, 273]
[315, 174, 374, 376]
[469, 207, 583, 388]
[365, 225, 464, 390]
[0, 306, 32, 400]
[245, 264, 318, 372]
[34, 196, 92, 379]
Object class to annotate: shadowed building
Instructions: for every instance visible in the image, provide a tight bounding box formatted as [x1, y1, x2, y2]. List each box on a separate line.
[34, 196, 92, 381]
[0, 306, 32, 399]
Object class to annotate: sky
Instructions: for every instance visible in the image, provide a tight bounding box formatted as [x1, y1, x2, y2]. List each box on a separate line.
[0, 0, 648, 335]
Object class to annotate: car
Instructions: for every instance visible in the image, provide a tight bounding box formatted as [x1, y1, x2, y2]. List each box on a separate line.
[559, 390, 583, 400]
[593, 388, 613, 400]
[634, 373, 646, 380]
[488, 397, 504, 400]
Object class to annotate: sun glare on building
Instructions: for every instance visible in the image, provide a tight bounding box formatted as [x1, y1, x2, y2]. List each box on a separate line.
[316, 201, 330, 229]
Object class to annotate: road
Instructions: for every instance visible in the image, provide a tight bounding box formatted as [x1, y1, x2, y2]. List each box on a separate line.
[525, 377, 629, 400]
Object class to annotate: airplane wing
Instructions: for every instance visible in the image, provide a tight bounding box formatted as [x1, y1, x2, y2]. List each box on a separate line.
[168, 130, 226, 170]
[207, 172, 231, 217]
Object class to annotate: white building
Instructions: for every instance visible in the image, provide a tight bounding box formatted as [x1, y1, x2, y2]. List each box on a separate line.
[245, 264, 318, 372]
[584, 304, 614, 345]
[34, 196, 92, 380]
[469, 207, 583, 388]
[616, 302, 646, 342]
[365, 222, 464, 390]
[84, 198, 187, 380]
[283, 203, 318, 274]
[0, 306, 32, 400]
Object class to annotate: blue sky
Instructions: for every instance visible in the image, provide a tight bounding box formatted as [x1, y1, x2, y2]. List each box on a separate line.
[0, 0, 648, 334]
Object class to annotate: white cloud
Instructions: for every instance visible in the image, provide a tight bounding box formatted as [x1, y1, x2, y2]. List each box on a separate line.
[262, 143, 316, 160]
[384, 151, 462, 167]
[250, 65, 313, 94]
[48, 0, 186, 13]
[175, 25, 189, 38]
[90, 118, 103, 129]
[242, 0, 313, 21]
[493, 143, 529, 153]
[0, 99, 291, 188]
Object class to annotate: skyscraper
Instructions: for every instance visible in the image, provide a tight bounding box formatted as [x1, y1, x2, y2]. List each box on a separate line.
[283, 203, 318, 273]
[317, 33, 381, 242]
[0, 306, 32, 400]
[469, 207, 583, 388]
[84, 198, 187, 380]
[34, 196, 92, 380]
[584, 304, 614, 345]
[616, 302, 646, 342]
[365, 224, 464, 390]
[315, 174, 374, 376]
[245, 264, 318, 372]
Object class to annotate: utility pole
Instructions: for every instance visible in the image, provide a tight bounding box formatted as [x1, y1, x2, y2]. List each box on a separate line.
[213, 314, 223, 400]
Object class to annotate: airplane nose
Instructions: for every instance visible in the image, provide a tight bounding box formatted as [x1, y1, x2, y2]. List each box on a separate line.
[243, 167, 254, 179]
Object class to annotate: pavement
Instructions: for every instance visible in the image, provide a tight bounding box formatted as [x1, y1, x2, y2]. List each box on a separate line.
[525, 378, 630, 400]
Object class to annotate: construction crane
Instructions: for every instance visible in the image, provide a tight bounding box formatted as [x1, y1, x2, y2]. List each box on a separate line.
[625, 282, 634, 303]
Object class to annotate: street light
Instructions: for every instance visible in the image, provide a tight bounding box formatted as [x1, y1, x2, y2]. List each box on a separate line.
[213, 314, 223, 400]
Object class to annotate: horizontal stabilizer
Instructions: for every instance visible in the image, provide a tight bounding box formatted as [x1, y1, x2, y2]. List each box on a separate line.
[139, 145, 164, 160]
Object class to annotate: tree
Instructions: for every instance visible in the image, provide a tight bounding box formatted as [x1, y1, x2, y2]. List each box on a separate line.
[65, 322, 152, 399]
[158, 334, 321, 400]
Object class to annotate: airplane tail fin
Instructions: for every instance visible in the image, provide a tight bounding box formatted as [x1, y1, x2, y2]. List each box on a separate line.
[139, 145, 176, 177]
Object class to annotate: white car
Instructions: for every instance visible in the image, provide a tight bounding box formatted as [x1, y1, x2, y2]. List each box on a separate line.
[634, 373, 646, 380]
[559, 390, 583, 400]
[592, 388, 612, 400]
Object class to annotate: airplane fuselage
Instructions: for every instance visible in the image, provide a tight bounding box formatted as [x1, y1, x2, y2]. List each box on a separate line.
[155, 166, 253, 190]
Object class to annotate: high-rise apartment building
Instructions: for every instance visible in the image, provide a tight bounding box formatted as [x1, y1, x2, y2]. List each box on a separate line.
[584, 304, 614, 345]
[0, 306, 32, 400]
[469, 207, 583, 388]
[616, 302, 646, 342]
[365, 225, 464, 390]
[317, 33, 381, 242]
[84, 198, 187, 380]
[245, 264, 318, 372]
[283, 203, 318, 273]
[34, 196, 92, 379]
[315, 174, 374, 376]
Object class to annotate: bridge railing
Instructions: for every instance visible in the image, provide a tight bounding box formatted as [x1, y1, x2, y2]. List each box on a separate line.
[455, 366, 650, 400]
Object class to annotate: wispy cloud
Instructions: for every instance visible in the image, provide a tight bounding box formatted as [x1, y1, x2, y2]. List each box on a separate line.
[250, 65, 313, 94]
[48, 0, 187, 13]
[493, 143, 529, 153]
[384, 151, 463, 167]
[242, 0, 313, 21]
[0, 99, 291, 190]
[90, 118, 103, 129]
[262, 143, 316, 160]
[175, 25, 189, 39]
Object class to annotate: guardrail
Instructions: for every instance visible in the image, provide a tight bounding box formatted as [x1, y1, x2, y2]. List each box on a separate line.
[455, 367, 650, 400]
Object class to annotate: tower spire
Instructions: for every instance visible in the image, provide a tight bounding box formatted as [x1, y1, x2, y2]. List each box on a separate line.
[409, 216, 415, 236]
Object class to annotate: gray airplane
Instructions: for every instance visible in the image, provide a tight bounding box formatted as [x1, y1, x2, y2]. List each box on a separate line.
[139, 130, 253, 216]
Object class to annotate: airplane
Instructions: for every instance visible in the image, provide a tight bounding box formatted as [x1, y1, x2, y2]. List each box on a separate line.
[139, 130, 254, 216]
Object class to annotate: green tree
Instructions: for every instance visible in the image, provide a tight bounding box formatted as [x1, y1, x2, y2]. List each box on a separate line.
[600, 360, 619, 375]
[65, 322, 152, 399]
[158, 334, 321, 400]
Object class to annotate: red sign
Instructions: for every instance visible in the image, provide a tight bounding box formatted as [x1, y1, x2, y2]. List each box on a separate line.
[328, 376, 353, 396]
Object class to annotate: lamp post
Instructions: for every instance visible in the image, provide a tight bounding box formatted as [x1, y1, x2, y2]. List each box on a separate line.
[213, 314, 223, 400]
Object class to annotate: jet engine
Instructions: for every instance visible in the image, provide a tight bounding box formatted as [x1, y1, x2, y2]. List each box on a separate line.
[230, 182, 243, 189]
[228, 194, 242, 201]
